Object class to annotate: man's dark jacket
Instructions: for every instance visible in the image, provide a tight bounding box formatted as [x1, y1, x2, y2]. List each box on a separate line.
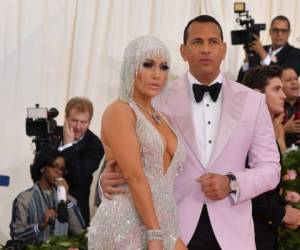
[61, 129, 104, 226]
[237, 43, 300, 82]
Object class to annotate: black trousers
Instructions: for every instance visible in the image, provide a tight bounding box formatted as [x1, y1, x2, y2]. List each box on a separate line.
[187, 205, 221, 250]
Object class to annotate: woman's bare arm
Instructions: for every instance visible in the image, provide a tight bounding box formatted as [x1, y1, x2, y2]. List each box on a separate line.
[101, 101, 160, 230]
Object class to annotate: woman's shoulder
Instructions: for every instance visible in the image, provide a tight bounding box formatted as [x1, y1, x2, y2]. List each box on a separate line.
[102, 100, 135, 124]
[104, 100, 132, 115]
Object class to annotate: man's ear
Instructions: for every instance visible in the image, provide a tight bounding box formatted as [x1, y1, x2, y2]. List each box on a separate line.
[222, 42, 227, 61]
[40, 167, 45, 173]
[180, 44, 188, 62]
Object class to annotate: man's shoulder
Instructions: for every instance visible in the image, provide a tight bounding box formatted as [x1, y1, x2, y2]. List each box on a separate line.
[282, 43, 300, 55]
[81, 130, 104, 153]
[224, 77, 264, 100]
[84, 129, 101, 145]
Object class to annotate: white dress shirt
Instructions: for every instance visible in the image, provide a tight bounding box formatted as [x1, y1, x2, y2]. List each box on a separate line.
[188, 71, 223, 167]
[261, 46, 283, 65]
[188, 71, 239, 201]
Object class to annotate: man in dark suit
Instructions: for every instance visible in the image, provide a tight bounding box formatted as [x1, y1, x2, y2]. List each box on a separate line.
[59, 97, 104, 226]
[237, 15, 300, 82]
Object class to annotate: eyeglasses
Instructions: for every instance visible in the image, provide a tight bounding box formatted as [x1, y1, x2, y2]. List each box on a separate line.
[270, 28, 290, 34]
[48, 164, 65, 173]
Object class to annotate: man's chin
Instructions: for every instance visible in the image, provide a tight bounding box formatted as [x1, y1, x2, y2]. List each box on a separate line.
[74, 133, 82, 140]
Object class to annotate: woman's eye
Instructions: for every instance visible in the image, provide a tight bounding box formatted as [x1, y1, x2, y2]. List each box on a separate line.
[160, 64, 169, 71]
[143, 62, 154, 68]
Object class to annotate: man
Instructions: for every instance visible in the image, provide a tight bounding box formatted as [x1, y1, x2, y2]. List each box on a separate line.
[10, 147, 85, 245]
[280, 67, 300, 147]
[59, 97, 104, 226]
[237, 15, 300, 82]
[243, 65, 300, 250]
[102, 15, 280, 250]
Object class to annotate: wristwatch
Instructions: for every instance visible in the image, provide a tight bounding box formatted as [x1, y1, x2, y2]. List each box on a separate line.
[226, 174, 238, 194]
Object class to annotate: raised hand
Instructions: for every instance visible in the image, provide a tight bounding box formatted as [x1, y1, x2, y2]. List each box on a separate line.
[63, 119, 75, 144]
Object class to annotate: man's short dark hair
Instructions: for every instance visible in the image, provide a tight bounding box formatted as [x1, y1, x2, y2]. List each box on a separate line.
[183, 15, 224, 44]
[243, 65, 283, 92]
[271, 15, 291, 30]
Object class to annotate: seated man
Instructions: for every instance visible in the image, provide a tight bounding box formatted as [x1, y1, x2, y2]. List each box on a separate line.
[280, 67, 300, 147]
[10, 146, 85, 245]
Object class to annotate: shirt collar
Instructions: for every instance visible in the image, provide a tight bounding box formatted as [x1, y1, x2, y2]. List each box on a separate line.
[268, 45, 284, 56]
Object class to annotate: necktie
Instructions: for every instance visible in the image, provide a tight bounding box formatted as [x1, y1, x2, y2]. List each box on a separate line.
[192, 82, 222, 102]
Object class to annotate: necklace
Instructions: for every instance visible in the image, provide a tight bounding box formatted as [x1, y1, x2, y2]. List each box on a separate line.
[135, 102, 161, 125]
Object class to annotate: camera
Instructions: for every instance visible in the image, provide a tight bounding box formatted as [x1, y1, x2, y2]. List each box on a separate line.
[231, 2, 266, 47]
[47, 216, 56, 226]
[26, 104, 62, 153]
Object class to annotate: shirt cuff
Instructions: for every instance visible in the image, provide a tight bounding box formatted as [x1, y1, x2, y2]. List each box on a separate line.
[58, 143, 73, 151]
[34, 223, 40, 233]
[230, 188, 240, 204]
[261, 55, 271, 65]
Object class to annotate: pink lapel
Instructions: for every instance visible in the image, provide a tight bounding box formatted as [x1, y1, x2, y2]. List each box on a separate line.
[164, 74, 204, 167]
[208, 77, 247, 166]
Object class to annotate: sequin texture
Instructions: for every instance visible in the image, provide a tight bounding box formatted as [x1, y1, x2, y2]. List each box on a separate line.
[88, 102, 185, 250]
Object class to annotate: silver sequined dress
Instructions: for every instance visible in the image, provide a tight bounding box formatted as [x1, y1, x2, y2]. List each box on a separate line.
[88, 102, 185, 250]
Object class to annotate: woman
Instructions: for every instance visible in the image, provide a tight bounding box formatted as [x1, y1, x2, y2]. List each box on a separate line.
[243, 65, 300, 250]
[10, 146, 85, 244]
[88, 36, 187, 250]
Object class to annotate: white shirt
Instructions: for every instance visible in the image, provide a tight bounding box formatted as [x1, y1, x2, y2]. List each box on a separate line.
[261, 46, 284, 65]
[242, 45, 284, 71]
[58, 136, 84, 151]
[188, 71, 239, 201]
[188, 71, 223, 167]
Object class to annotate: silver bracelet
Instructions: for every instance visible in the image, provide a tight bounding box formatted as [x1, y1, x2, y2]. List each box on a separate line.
[146, 229, 163, 241]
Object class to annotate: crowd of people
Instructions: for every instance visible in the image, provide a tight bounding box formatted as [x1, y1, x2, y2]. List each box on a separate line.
[6, 13, 300, 250]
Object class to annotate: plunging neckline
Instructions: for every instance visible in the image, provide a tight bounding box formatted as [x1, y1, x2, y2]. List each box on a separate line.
[135, 105, 179, 176]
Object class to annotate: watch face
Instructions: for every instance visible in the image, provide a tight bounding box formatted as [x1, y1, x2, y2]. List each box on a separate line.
[230, 180, 238, 192]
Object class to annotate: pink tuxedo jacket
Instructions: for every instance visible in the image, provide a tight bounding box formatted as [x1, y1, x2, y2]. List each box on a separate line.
[154, 73, 281, 250]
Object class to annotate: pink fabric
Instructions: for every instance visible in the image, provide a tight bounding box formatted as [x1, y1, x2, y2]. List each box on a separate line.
[154, 73, 281, 250]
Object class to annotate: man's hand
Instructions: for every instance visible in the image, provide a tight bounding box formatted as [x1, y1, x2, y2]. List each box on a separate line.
[63, 119, 75, 145]
[196, 173, 230, 200]
[100, 160, 126, 199]
[250, 34, 268, 60]
[284, 115, 300, 134]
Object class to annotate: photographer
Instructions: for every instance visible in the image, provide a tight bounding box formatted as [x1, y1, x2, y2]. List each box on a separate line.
[9, 146, 85, 245]
[58, 97, 104, 226]
[237, 15, 300, 82]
